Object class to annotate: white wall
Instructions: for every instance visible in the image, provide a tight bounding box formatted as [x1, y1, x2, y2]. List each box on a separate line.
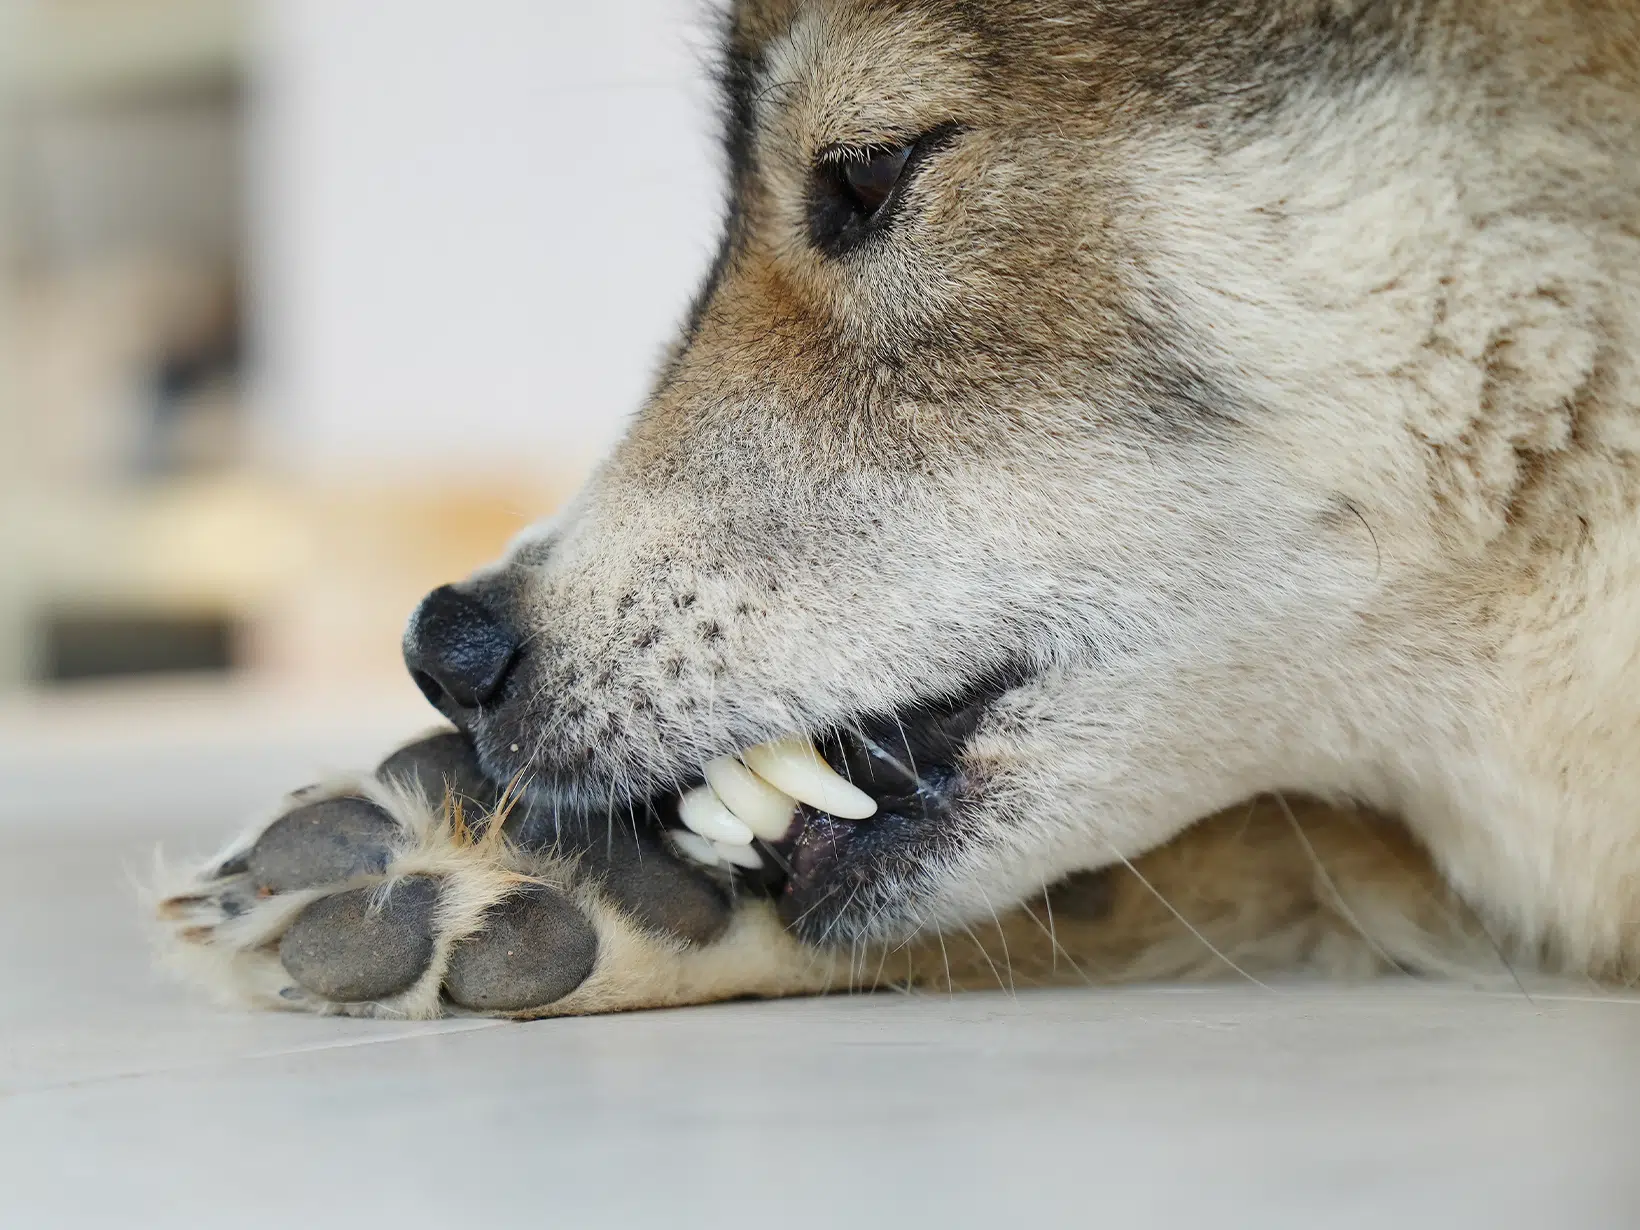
[249, 0, 724, 480]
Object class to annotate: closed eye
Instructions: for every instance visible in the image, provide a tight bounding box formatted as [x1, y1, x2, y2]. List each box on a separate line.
[807, 123, 963, 259]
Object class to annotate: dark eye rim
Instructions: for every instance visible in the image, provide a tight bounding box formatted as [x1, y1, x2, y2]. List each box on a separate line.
[807, 122, 966, 260]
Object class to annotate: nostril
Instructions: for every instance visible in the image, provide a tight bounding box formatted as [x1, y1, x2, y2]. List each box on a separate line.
[403, 584, 520, 711]
[409, 668, 447, 709]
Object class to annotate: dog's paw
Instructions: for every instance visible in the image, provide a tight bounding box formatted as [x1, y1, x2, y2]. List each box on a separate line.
[156, 731, 828, 1018]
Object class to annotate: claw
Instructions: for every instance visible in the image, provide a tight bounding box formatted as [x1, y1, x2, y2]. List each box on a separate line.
[157, 894, 208, 920]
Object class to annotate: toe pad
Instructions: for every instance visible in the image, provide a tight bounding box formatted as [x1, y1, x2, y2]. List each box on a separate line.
[249, 797, 400, 893]
[445, 884, 599, 1011]
[377, 732, 494, 812]
[597, 842, 732, 946]
[279, 876, 440, 1002]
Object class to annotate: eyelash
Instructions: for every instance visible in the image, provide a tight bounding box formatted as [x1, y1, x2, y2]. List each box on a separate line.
[806, 124, 962, 259]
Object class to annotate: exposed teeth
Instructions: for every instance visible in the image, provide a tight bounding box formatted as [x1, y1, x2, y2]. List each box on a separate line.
[741, 735, 878, 820]
[668, 829, 723, 868]
[703, 755, 798, 841]
[672, 735, 876, 874]
[713, 841, 764, 870]
[677, 784, 755, 846]
[669, 827, 764, 872]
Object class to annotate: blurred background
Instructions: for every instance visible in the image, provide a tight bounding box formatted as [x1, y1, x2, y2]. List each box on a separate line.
[0, 0, 721, 725]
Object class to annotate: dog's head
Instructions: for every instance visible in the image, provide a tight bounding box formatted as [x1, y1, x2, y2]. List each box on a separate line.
[402, 0, 1627, 944]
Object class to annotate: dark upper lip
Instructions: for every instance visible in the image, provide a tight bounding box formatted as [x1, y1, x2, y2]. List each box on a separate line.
[468, 662, 1033, 941]
[754, 666, 1031, 930]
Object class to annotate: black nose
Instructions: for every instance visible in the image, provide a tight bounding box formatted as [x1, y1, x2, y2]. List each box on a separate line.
[403, 585, 519, 710]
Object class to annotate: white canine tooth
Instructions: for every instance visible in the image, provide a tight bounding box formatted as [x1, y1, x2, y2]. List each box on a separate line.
[669, 829, 723, 868]
[703, 755, 798, 841]
[742, 736, 878, 820]
[677, 784, 756, 846]
[713, 840, 764, 870]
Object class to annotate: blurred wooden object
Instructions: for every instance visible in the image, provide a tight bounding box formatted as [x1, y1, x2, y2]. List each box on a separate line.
[10, 471, 562, 686]
[253, 476, 564, 683]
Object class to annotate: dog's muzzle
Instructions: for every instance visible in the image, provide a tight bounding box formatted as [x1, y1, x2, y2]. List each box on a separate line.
[400, 579, 1022, 942]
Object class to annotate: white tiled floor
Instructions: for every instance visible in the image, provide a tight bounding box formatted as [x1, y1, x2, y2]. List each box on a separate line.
[3, 684, 1638, 1228]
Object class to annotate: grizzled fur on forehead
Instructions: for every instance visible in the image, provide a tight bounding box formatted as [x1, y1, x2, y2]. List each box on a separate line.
[715, 0, 1436, 144]
[671, 0, 1336, 464]
[685, 0, 1565, 450]
[712, 0, 1634, 175]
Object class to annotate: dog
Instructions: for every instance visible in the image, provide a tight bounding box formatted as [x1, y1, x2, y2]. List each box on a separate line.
[160, 0, 1640, 1017]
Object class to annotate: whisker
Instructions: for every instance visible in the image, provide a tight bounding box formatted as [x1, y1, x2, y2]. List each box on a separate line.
[860, 730, 917, 787]
[1040, 876, 1059, 973]
[1102, 840, 1276, 992]
[751, 77, 801, 108]
[1272, 792, 1410, 976]
[1336, 801, 1532, 997]
[1017, 899, 1093, 985]
[934, 924, 954, 994]
[869, 928, 895, 990]
[976, 885, 1016, 995]
[957, 919, 1012, 997]
[753, 838, 792, 876]
[888, 710, 924, 791]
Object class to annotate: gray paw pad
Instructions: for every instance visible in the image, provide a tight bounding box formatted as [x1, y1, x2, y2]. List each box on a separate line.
[248, 797, 400, 893]
[445, 884, 599, 1011]
[279, 876, 440, 1002]
[377, 732, 494, 812]
[597, 844, 731, 946]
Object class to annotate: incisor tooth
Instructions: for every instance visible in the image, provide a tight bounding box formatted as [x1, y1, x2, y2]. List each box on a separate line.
[678, 784, 755, 846]
[742, 736, 878, 820]
[668, 829, 722, 868]
[713, 840, 764, 870]
[703, 755, 797, 841]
